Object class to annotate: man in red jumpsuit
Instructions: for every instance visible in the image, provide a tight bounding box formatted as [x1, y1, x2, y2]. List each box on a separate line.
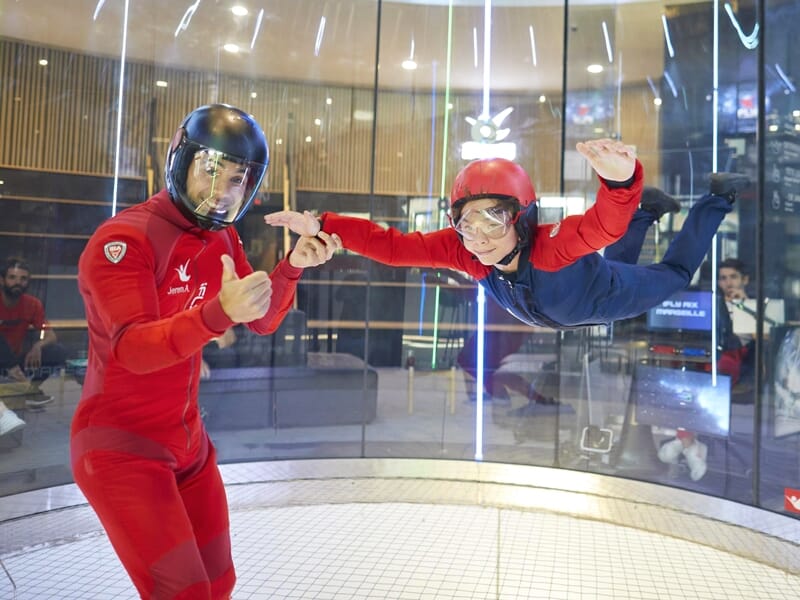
[71, 104, 341, 599]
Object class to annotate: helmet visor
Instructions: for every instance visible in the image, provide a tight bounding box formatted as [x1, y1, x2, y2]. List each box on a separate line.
[185, 147, 261, 225]
[452, 206, 512, 240]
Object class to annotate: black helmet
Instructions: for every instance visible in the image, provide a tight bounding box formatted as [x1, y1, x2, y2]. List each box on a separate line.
[165, 104, 269, 231]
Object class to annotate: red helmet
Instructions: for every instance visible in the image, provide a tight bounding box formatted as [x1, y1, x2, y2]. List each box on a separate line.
[450, 158, 536, 209]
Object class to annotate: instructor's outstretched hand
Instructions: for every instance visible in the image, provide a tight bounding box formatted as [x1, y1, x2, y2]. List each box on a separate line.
[576, 138, 637, 183]
[289, 232, 342, 269]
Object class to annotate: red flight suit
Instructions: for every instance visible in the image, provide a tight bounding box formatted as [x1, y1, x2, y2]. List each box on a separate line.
[71, 190, 301, 599]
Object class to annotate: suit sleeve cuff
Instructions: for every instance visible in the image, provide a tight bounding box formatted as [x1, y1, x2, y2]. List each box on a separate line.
[274, 257, 304, 279]
[200, 297, 235, 335]
[600, 160, 643, 189]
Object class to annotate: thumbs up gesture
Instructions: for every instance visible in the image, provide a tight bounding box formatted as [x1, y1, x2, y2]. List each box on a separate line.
[218, 255, 272, 323]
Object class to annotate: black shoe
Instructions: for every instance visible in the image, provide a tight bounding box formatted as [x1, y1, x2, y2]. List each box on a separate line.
[640, 187, 681, 219]
[709, 173, 750, 204]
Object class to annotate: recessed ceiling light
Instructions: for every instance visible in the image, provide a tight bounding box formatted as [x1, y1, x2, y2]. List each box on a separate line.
[326, 97, 333, 105]
[38, 59, 48, 66]
[314, 118, 322, 126]
[538, 95, 546, 103]
[155, 80, 168, 88]
[223, 44, 240, 54]
[250, 92, 257, 99]
[401, 59, 417, 70]
[353, 110, 374, 121]
[653, 97, 662, 106]
[231, 6, 248, 17]
[587, 64, 603, 74]
[305, 136, 312, 143]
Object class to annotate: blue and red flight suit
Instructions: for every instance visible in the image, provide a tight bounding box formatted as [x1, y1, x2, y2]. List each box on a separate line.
[317, 162, 732, 329]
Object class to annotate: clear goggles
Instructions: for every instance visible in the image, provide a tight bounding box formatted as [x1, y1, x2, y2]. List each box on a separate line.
[188, 148, 255, 224]
[451, 206, 514, 240]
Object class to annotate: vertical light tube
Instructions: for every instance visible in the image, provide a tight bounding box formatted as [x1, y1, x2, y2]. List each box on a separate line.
[434, 2, 455, 370]
[111, 0, 130, 216]
[430, 61, 441, 370]
[710, 0, 720, 385]
[475, 285, 486, 461]
[474, 0, 493, 460]
[481, 0, 492, 118]
[438, 2, 454, 207]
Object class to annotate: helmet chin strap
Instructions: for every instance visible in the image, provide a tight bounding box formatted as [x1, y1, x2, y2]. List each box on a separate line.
[496, 244, 521, 266]
[496, 218, 531, 267]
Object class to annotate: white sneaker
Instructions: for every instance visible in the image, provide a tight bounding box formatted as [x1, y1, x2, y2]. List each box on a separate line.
[683, 440, 708, 481]
[26, 395, 54, 408]
[0, 409, 26, 437]
[658, 438, 684, 464]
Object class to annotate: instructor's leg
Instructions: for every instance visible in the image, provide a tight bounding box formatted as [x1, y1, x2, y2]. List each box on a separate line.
[72, 429, 218, 599]
[179, 434, 236, 600]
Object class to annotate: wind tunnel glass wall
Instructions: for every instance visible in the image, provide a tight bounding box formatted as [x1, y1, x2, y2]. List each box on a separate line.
[0, 0, 798, 522]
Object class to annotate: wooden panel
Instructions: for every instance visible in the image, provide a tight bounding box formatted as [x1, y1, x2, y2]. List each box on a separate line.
[2, 38, 663, 199]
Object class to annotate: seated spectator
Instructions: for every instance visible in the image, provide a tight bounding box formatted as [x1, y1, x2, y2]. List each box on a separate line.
[658, 258, 753, 481]
[0, 257, 66, 405]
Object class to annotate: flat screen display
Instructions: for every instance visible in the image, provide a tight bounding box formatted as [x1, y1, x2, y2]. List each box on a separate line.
[646, 290, 713, 332]
[773, 327, 800, 438]
[633, 364, 731, 437]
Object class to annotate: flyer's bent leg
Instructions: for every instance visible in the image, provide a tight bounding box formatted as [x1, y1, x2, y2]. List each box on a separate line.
[604, 209, 657, 264]
[602, 194, 732, 320]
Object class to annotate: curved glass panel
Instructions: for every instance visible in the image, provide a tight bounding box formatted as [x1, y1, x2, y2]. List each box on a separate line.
[0, 0, 795, 527]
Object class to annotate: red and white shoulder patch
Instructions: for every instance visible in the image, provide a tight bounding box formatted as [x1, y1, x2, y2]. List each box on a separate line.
[103, 241, 127, 264]
[549, 221, 562, 238]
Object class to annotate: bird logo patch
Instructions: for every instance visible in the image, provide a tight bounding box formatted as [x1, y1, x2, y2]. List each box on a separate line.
[549, 221, 562, 238]
[103, 241, 127, 264]
[175, 259, 191, 282]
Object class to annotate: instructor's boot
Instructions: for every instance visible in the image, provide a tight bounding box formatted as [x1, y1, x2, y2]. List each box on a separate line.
[709, 173, 751, 204]
[640, 187, 681, 220]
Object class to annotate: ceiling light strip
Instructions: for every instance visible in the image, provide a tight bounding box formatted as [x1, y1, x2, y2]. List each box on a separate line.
[314, 16, 326, 57]
[602, 21, 613, 64]
[250, 9, 265, 50]
[661, 15, 675, 58]
[529, 25, 537, 67]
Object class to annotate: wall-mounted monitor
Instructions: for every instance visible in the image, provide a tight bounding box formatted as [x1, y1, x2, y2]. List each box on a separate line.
[632, 364, 731, 437]
[646, 290, 713, 332]
[565, 91, 614, 126]
[773, 327, 800, 438]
